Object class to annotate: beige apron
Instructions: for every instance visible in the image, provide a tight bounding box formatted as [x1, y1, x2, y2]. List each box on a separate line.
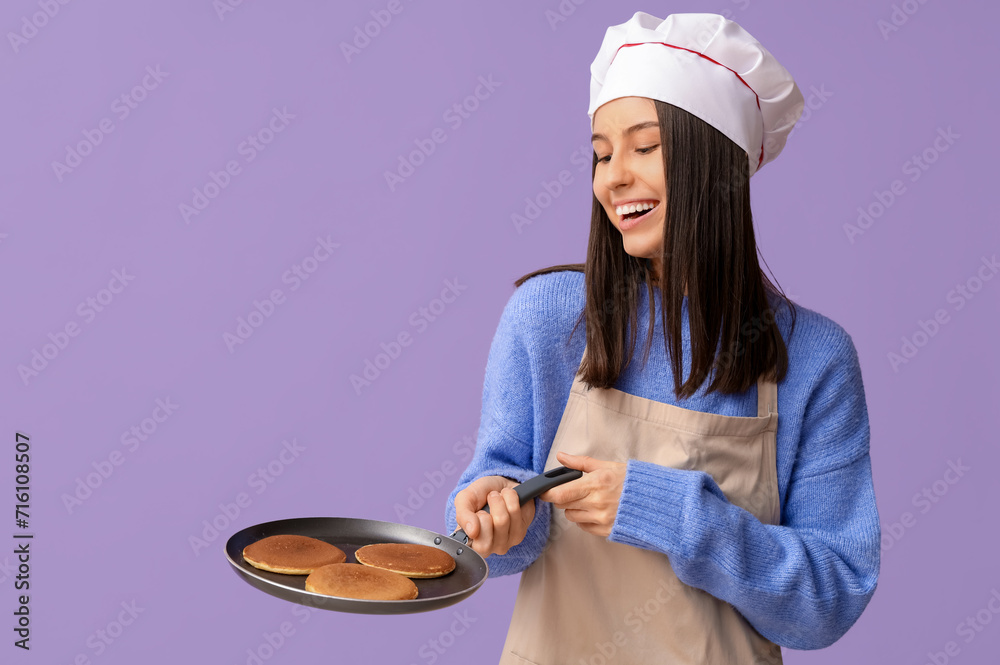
[498, 343, 783, 665]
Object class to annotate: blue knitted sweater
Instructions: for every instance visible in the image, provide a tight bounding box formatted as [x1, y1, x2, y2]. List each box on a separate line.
[444, 270, 880, 651]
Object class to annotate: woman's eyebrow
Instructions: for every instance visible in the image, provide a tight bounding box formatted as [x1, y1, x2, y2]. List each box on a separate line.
[591, 121, 659, 143]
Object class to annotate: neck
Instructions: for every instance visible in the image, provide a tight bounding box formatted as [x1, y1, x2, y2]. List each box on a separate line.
[644, 259, 688, 295]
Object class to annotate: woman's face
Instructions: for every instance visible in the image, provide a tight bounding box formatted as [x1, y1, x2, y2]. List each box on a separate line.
[591, 96, 666, 269]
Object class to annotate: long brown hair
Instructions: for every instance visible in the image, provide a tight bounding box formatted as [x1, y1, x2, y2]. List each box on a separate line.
[514, 100, 797, 398]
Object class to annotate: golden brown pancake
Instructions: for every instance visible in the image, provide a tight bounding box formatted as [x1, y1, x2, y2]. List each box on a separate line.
[355, 543, 456, 578]
[305, 563, 418, 600]
[242, 534, 346, 575]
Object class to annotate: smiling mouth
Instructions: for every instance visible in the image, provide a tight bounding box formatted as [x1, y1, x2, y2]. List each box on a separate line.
[619, 203, 659, 229]
[622, 208, 650, 221]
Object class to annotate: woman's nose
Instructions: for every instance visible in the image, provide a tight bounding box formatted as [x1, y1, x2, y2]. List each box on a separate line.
[601, 153, 632, 188]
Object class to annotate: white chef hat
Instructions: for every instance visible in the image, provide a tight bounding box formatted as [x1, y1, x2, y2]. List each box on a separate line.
[588, 11, 804, 177]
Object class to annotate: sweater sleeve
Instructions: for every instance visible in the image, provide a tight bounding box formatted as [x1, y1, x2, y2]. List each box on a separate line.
[444, 292, 551, 577]
[607, 329, 881, 650]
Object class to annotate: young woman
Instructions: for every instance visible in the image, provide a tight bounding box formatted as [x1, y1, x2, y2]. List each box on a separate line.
[447, 12, 880, 664]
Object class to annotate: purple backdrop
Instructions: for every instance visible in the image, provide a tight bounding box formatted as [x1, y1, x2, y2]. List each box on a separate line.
[2, 0, 997, 663]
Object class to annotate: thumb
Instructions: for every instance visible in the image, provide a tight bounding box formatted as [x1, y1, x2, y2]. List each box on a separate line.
[556, 451, 605, 473]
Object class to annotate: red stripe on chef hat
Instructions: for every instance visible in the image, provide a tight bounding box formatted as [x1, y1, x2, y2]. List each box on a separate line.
[612, 41, 766, 174]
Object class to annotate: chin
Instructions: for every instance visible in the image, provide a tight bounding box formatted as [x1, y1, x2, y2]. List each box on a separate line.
[620, 239, 659, 262]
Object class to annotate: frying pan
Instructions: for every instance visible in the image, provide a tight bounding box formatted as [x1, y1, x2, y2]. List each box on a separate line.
[225, 466, 582, 614]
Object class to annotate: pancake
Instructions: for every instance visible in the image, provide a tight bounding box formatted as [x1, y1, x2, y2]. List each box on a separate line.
[354, 543, 456, 578]
[242, 534, 346, 575]
[305, 563, 418, 600]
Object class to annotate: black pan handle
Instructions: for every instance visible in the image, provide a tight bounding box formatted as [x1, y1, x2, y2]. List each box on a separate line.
[449, 466, 583, 545]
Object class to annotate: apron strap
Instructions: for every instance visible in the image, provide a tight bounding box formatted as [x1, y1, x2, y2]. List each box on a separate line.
[581, 342, 779, 418]
[757, 373, 778, 418]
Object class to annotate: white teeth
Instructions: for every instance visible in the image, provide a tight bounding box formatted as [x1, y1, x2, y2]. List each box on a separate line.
[616, 201, 658, 216]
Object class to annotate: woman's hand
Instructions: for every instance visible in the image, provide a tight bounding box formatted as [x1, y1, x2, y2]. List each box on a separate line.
[539, 451, 626, 538]
[454, 475, 536, 558]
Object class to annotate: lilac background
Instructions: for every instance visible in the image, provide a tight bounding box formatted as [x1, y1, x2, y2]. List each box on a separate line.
[1, 0, 997, 663]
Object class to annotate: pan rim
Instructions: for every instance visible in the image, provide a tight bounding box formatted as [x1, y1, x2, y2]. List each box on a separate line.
[225, 516, 489, 613]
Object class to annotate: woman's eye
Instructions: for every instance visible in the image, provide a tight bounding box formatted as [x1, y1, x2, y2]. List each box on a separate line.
[596, 145, 658, 163]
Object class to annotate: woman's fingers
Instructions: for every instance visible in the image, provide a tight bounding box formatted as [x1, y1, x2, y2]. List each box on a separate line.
[499, 487, 524, 550]
[455, 476, 541, 557]
[468, 488, 532, 557]
[470, 507, 494, 557]
[454, 490, 478, 539]
[520, 493, 536, 530]
[455, 476, 508, 540]
[563, 506, 613, 538]
[468, 492, 506, 558]
[454, 485, 486, 539]
[486, 491, 511, 554]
